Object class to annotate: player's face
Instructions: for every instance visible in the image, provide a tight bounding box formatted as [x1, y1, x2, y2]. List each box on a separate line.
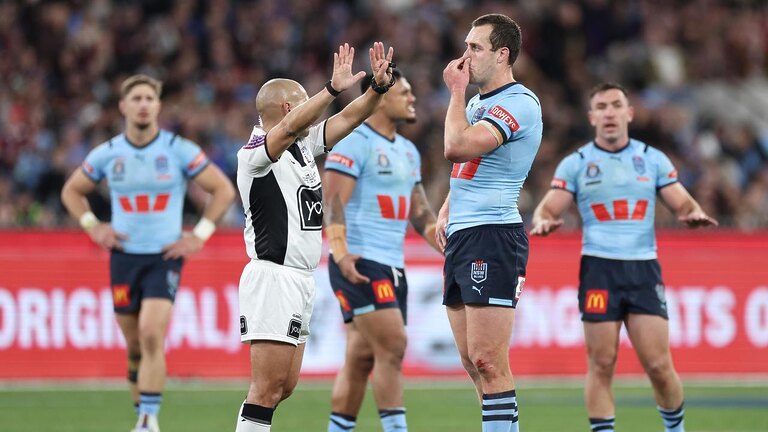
[120, 84, 161, 130]
[382, 78, 416, 123]
[588, 89, 634, 144]
[463, 25, 500, 85]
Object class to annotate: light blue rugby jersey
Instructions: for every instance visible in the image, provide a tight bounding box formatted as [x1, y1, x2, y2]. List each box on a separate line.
[325, 123, 422, 268]
[551, 139, 678, 260]
[447, 82, 543, 236]
[82, 130, 210, 254]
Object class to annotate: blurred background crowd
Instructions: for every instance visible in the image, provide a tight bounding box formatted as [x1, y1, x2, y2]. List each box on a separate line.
[1, 0, 767, 230]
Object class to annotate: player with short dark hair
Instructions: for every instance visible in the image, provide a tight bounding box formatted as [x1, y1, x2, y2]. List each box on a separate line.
[324, 69, 440, 432]
[531, 82, 718, 432]
[436, 13, 542, 432]
[233, 42, 396, 432]
[61, 74, 236, 432]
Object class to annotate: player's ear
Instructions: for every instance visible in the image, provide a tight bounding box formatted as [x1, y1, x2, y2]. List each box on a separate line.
[587, 108, 597, 127]
[118, 99, 126, 116]
[282, 102, 291, 116]
[626, 105, 635, 123]
[497, 47, 509, 64]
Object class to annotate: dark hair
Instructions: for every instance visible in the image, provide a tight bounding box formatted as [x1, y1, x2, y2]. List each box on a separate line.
[588, 82, 629, 100]
[360, 68, 402, 94]
[472, 14, 521, 66]
[120, 74, 162, 99]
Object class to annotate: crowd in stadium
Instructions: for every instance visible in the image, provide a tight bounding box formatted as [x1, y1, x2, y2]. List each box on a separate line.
[1, 0, 767, 230]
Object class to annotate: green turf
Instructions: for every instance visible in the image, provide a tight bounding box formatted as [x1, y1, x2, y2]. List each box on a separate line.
[1, 381, 766, 431]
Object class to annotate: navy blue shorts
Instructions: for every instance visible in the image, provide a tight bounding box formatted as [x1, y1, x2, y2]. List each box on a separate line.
[579, 255, 668, 321]
[442, 223, 528, 308]
[110, 251, 183, 314]
[329, 255, 408, 324]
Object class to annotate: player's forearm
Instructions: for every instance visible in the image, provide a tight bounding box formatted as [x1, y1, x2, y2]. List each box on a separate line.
[200, 184, 236, 225]
[438, 193, 450, 219]
[443, 91, 472, 162]
[324, 194, 350, 261]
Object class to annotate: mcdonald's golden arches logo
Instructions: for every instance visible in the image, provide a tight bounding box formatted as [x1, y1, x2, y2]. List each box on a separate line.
[372, 279, 395, 303]
[112, 284, 130, 307]
[584, 289, 608, 314]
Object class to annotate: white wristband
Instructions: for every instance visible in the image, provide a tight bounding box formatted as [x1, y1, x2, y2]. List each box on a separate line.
[79, 211, 99, 231]
[192, 217, 216, 242]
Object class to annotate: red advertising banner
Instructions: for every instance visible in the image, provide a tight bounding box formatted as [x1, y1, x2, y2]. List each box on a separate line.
[0, 230, 766, 379]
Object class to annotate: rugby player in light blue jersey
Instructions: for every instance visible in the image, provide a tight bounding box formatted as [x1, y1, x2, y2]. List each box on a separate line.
[436, 14, 542, 432]
[531, 82, 717, 432]
[61, 75, 236, 432]
[324, 70, 440, 432]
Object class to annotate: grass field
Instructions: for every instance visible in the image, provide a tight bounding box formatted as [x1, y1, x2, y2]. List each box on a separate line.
[1, 379, 766, 431]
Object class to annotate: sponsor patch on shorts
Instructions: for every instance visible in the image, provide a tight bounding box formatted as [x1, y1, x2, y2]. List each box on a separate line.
[240, 316, 248, 335]
[287, 319, 301, 340]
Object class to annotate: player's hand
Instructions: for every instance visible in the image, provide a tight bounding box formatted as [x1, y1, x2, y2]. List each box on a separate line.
[530, 219, 564, 236]
[330, 43, 367, 93]
[88, 223, 127, 250]
[162, 232, 205, 260]
[337, 254, 370, 284]
[369, 41, 395, 89]
[679, 211, 718, 229]
[443, 56, 470, 92]
[435, 214, 448, 253]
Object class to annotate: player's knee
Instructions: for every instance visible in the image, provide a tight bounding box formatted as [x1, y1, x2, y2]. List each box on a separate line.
[468, 349, 502, 377]
[643, 356, 673, 379]
[589, 353, 618, 375]
[350, 351, 375, 374]
[138, 330, 164, 354]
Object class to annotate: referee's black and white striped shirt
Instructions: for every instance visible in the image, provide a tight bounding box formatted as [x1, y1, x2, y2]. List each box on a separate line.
[236, 122, 327, 270]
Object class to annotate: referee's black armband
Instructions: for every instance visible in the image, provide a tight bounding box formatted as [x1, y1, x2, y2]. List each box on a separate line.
[325, 81, 342, 97]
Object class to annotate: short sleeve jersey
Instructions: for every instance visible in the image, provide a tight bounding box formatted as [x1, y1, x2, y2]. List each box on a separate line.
[551, 139, 679, 259]
[81, 130, 209, 254]
[447, 82, 543, 236]
[236, 122, 327, 270]
[325, 123, 422, 268]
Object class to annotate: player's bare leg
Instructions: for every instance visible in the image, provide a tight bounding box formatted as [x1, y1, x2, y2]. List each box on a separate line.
[236, 340, 302, 431]
[583, 321, 621, 431]
[353, 308, 408, 431]
[626, 314, 685, 432]
[124, 298, 172, 431]
[330, 323, 374, 414]
[464, 304, 519, 431]
[446, 304, 483, 401]
[328, 323, 374, 431]
[464, 305, 515, 393]
[137, 299, 173, 393]
[115, 313, 141, 410]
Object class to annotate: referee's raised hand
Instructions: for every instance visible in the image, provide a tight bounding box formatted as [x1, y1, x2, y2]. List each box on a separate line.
[329, 43, 367, 93]
[369, 41, 395, 88]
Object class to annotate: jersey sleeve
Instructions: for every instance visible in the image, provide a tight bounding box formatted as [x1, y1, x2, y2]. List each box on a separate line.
[551, 153, 579, 194]
[81, 144, 109, 182]
[653, 149, 679, 189]
[238, 126, 275, 175]
[306, 121, 328, 157]
[480, 94, 537, 144]
[325, 129, 369, 178]
[173, 136, 210, 177]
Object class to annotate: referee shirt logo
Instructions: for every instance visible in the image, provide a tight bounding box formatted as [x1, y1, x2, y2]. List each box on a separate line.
[297, 184, 323, 230]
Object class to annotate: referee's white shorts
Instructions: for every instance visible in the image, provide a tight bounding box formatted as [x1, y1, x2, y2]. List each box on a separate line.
[238, 259, 315, 346]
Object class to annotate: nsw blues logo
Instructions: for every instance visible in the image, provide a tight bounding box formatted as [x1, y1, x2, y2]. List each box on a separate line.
[470, 260, 488, 284]
[112, 158, 125, 182]
[155, 155, 171, 180]
[471, 106, 487, 125]
[166, 269, 180, 296]
[586, 162, 601, 178]
[632, 156, 646, 174]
